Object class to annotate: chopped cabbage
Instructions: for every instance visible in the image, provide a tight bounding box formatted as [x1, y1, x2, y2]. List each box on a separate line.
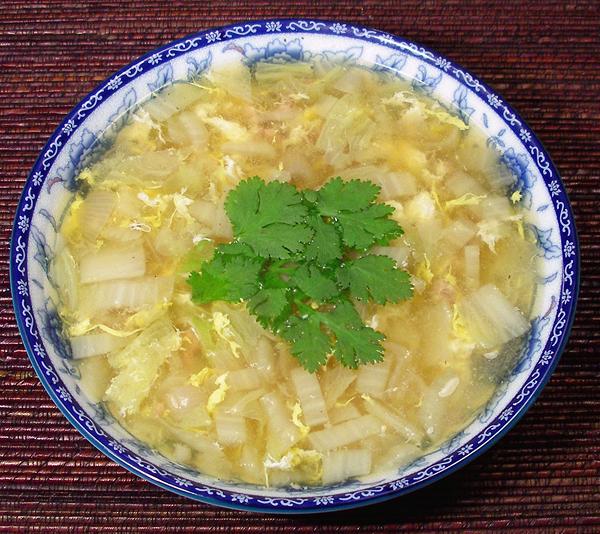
[105, 319, 181, 416]
[79, 241, 146, 284]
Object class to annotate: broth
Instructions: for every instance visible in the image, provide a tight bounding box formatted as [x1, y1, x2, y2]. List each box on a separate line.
[54, 61, 537, 486]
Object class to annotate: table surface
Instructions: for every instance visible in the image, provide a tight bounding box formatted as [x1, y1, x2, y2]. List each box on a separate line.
[1, 2, 599, 532]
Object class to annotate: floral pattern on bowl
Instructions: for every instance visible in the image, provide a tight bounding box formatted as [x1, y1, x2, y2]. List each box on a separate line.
[10, 19, 579, 513]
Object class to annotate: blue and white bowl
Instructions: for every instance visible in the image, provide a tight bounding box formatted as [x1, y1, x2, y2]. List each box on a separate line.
[10, 19, 579, 513]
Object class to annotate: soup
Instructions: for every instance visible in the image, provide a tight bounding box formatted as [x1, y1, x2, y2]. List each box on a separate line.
[53, 60, 537, 487]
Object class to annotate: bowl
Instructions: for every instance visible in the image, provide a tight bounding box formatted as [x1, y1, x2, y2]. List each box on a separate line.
[10, 19, 579, 513]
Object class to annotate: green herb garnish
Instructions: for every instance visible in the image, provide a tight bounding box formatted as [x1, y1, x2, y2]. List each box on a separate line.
[188, 176, 413, 372]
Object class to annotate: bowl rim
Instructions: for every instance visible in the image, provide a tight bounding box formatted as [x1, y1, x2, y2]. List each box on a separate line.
[10, 17, 580, 514]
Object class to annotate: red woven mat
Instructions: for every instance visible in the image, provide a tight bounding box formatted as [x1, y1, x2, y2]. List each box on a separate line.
[1, 2, 598, 532]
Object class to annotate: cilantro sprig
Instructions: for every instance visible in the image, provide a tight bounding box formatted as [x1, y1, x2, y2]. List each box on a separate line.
[188, 176, 413, 372]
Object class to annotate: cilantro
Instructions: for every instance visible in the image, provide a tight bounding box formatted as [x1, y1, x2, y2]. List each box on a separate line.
[304, 215, 341, 265]
[314, 178, 403, 249]
[335, 204, 404, 249]
[224, 176, 313, 259]
[281, 315, 331, 373]
[316, 177, 380, 215]
[188, 176, 413, 372]
[321, 300, 385, 368]
[292, 264, 339, 302]
[188, 254, 263, 304]
[248, 287, 290, 326]
[336, 255, 413, 304]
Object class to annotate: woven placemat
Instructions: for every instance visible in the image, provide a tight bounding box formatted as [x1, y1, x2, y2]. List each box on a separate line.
[1, 2, 598, 532]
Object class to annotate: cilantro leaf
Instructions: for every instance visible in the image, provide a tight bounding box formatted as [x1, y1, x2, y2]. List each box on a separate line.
[188, 254, 263, 304]
[248, 287, 290, 326]
[317, 177, 380, 216]
[318, 300, 385, 368]
[304, 215, 341, 265]
[292, 264, 339, 302]
[337, 254, 414, 304]
[281, 315, 331, 373]
[336, 204, 403, 249]
[225, 177, 313, 258]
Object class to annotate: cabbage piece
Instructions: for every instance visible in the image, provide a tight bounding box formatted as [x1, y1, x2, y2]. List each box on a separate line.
[78, 355, 113, 403]
[321, 365, 357, 409]
[79, 276, 173, 315]
[169, 426, 234, 479]
[221, 140, 277, 159]
[439, 219, 477, 256]
[188, 199, 233, 239]
[105, 319, 181, 416]
[239, 444, 263, 485]
[361, 397, 422, 443]
[246, 337, 276, 380]
[71, 332, 127, 360]
[473, 195, 513, 221]
[290, 368, 329, 427]
[416, 301, 453, 367]
[214, 410, 247, 446]
[164, 384, 211, 429]
[328, 403, 361, 424]
[226, 368, 262, 391]
[393, 140, 428, 179]
[316, 94, 375, 169]
[417, 369, 461, 441]
[52, 243, 78, 310]
[263, 448, 323, 487]
[167, 443, 193, 465]
[311, 94, 338, 118]
[119, 150, 182, 182]
[209, 61, 252, 102]
[102, 225, 143, 243]
[223, 389, 265, 420]
[355, 358, 392, 398]
[463, 244, 480, 290]
[374, 443, 421, 473]
[198, 113, 249, 142]
[80, 190, 117, 242]
[446, 171, 486, 197]
[165, 110, 208, 147]
[458, 284, 529, 349]
[112, 113, 161, 156]
[321, 449, 372, 485]
[308, 415, 382, 451]
[457, 131, 500, 177]
[260, 391, 302, 458]
[340, 165, 418, 201]
[378, 171, 418, 200]
[152, 226, 191, 260]
[143, 82, 206, 122]
[79, 241, 146, 284]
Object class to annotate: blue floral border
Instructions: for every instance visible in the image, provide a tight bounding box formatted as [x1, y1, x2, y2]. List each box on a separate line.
[9, 19, 580, 514]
